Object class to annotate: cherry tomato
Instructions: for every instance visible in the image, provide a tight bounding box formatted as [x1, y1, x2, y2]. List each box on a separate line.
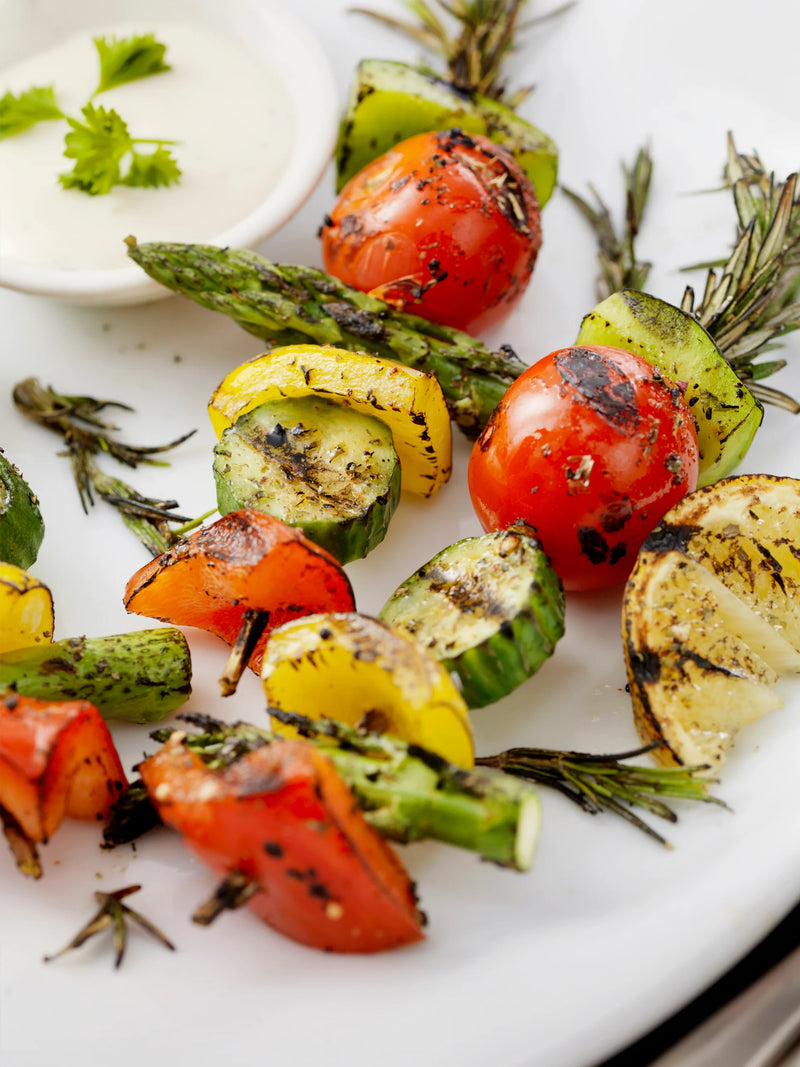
[468, 345, 699, 592]
[320, 129, 542, 334]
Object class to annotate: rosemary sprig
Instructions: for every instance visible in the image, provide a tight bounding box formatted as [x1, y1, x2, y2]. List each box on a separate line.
[13, 377, 196, 556]
[569, 137, 800, 413]
[351, 0, 572, 104]
[43, 885, 175, 968]
[680, 134, 800, 411]
[561, 145, 654, 301]
[476, 742, 725, 848]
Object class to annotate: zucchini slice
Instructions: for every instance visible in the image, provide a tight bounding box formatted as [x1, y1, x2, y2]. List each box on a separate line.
[0, 451, 44, 569]
[575, 289, 763, 486]
[335, 59, 559, 206]
[379, 525, 565, 708]
[213, 396, 401, 565]
[209, 344, 452, 499]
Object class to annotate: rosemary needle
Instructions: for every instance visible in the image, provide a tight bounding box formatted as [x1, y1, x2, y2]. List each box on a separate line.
[13, 376, 197, 557]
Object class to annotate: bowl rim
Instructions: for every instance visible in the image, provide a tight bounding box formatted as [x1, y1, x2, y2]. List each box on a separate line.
[0, 0, 340, 304]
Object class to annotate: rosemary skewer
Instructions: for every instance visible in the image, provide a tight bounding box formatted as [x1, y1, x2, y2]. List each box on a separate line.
[681, 135, 800, 410]
[568, 136, 800, 413]
[352, 0, 575, 104]
[352, 0, 531, 103]
[561, 145, 654, 300]
[477, 743, 725, 848]
[13, 377, 196, 556]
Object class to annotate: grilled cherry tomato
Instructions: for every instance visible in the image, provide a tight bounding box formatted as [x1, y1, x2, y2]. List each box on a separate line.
[320, 128, 542, 334]
[468, 345, 699, 592]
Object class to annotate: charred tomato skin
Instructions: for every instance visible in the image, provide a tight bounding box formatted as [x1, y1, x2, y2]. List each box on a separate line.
[320, 128, 542, 334]
[467, 345, 700, 592]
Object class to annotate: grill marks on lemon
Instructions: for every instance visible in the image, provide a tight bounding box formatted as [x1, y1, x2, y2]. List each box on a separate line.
[623, 475, 800, 767]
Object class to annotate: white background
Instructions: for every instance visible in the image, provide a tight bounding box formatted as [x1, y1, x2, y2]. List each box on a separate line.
[1, 1, 800, 1065]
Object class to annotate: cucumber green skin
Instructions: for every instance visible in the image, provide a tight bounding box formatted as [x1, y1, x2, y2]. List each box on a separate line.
[335, 59, 558, 207]
[213, 398, 402, 566]
[380, 529, 565, 709]
[0, 629, 192, 722]
[575, 290, 763, 487]
[216, 463, 401, 565]
[0, 452, 44, 569]
[447, 578, 564, 709]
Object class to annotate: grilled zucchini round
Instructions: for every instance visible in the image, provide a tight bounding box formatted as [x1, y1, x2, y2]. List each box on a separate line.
[213, 396, 401, 565]
[380, 525, 565, 708]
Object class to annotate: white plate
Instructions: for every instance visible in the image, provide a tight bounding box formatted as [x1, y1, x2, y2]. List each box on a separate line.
[2, 1, 800, 1065]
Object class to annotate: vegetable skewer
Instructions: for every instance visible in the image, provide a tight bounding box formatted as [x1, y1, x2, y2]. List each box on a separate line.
[106, 710, 722, 856]
[106, 710, 541, 871]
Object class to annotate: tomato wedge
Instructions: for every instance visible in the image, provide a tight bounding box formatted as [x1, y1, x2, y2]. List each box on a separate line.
[0, 693, 127, 846]
[141, 735, 425, 953]
[124, 510, 356, 680]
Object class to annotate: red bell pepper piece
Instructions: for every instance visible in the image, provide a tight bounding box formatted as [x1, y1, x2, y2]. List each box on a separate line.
[0, 693, 127, 846]
[123, 509, 355, 689]
[140, 735, 425, 954]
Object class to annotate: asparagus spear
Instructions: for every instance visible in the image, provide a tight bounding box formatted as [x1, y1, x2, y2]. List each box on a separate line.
[125, 238, 527, 436]
[0, 628, 191, 722]
[106, 710, 542, 871]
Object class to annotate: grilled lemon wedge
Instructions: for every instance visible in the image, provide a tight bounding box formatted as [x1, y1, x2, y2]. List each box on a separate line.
[623, 475, 800, 767]
[646, 474, 800, 647]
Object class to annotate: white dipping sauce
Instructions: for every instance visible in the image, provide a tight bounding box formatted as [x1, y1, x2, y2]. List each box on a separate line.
[0, 22, 295, 269]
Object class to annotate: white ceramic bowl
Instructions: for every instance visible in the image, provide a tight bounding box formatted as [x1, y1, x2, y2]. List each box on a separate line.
[0, 0, 339, 305]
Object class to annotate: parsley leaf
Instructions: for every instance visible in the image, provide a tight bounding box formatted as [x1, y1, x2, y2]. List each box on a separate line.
[93, 34, 171, 95]
[5, 33, 180, 196]
[0, 85, 63, 139]
[123, 145, 181, 188]
[60, 104, 132, 195]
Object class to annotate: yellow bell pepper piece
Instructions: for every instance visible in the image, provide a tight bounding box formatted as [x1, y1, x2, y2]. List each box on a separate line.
[208, 344, 452, 498]
[0, 563, 54, 654]
[261, 612, 474, 768]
